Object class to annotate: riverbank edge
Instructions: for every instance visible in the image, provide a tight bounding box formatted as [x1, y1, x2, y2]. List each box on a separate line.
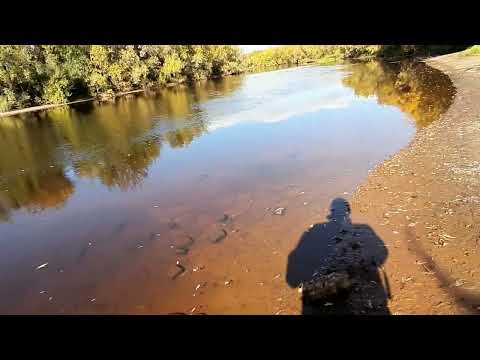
[0, 82, 190, 118]
[348, 52, 480, 314]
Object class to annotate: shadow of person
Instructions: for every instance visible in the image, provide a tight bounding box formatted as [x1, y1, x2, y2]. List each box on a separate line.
[286, 198, 391, 315]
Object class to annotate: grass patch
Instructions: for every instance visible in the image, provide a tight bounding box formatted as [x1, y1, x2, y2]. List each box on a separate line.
[463, 45, 480, 56]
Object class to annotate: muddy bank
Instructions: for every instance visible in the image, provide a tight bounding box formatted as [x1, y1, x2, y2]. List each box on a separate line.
[347, 53, 480, 314]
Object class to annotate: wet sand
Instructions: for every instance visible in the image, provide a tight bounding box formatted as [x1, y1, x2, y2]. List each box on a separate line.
[348, 53, 480, 314]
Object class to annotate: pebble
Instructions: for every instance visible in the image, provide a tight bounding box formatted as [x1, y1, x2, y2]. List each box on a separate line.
[224, 280, 232, 286]
[212, 229, 228, 243]
[218, 214, 230, 225]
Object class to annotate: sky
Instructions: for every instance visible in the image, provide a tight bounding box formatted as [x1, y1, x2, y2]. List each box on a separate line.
[240, 45, 281, 53]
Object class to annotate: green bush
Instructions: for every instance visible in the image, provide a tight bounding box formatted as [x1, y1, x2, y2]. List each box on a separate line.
[463, 45, 480, 56]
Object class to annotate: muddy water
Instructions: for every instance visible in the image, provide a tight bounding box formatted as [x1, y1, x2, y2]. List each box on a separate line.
[0, 61, 455, 314]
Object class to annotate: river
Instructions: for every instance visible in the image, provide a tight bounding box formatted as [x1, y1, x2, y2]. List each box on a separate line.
[0, 60, 455, 314]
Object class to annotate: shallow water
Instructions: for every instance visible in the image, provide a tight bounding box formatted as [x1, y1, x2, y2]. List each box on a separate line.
[0, 60, 455, 314]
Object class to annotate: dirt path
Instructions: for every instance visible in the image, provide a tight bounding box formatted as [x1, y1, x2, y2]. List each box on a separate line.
[347, 52, 480, 314]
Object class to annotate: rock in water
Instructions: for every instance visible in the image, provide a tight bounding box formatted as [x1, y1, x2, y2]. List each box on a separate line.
[219, 214, 232, 225]
[301, 271, 352, 304]
[212, 229, 228, 244]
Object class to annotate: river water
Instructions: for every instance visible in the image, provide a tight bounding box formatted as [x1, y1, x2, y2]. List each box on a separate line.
[0, 60, 455, 314]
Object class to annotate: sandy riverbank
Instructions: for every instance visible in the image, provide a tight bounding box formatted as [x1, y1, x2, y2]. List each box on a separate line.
[346, 52, 480, 314]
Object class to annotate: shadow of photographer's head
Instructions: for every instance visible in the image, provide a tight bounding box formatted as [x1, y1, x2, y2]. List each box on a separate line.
[326, 197, 351, 225]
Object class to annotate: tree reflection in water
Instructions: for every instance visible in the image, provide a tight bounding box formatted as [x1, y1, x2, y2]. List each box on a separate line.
[342, 60, 455, 127]
[0, 76, 243, 220]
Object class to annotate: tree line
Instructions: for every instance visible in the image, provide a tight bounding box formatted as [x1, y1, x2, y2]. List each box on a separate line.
[0, 45, 243, 112]
[241, 45, 468, 72]
[0, 45, 468, 112]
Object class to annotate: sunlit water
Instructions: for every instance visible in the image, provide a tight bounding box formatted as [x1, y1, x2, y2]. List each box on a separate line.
[0, 61, 455, 314]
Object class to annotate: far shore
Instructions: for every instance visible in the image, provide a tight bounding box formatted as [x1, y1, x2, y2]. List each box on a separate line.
[0, 55, 392, 119]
